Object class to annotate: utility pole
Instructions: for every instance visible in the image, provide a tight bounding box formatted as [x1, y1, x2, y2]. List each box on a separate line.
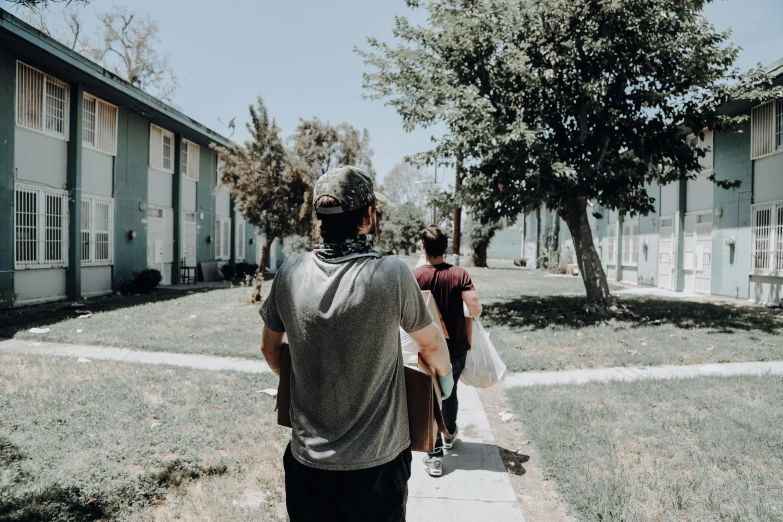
[452, 156, 462, 266]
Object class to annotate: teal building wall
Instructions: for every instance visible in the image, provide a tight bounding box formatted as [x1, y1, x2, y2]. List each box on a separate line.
[113, 109, 150, 287]
[712, 123, 753, 300]
[0, 49, 15, 307]
[197, 147, 216, 267]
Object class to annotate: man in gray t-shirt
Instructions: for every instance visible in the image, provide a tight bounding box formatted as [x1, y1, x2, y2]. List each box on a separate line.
[260, 166, 452, 522]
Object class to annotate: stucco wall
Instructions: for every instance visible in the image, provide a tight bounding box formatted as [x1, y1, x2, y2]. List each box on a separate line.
[197, 148, 216, 266]
[15, 127, 67, 187]
[753, 153, 783, 204]
[81, 266, 112, 296]
[182, 178, 197, 212]
[487, 216, 523, 260]
[148, 168, 173, 208]
[82, 148, 113, 197]
[113, 109, 149, 286]
[216, 186, 230, 217]
[0, 49, 15, 307]
[15, 268, 66, 303]
[686, 175, 714, 212]
[712, 124, 752, 300]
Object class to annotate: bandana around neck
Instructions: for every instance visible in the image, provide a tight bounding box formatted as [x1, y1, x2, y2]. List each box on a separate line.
[313, 234, 380, 262]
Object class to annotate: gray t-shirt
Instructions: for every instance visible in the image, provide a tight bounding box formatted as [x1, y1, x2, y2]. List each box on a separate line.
[260, 252, 433, 471]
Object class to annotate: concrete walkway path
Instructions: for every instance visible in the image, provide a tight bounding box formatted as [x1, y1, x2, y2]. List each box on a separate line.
[505, 360, 783, 388]
[407, 385, 525, 521]
[0, 339, 273, 373]
[0, 339, 526, 521]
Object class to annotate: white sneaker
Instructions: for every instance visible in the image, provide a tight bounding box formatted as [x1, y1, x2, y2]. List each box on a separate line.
[422, 455, 443, 477]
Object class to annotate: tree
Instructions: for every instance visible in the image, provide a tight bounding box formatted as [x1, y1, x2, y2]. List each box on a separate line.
[382, 161, 428, 212]
[8, 0, 88, 8]
[18, 4, 178, 103]
[211, 97, 309, 297]
[288, 118, 376, 241]
[359, 0, 783, 304]
[378, 202, 427, 254]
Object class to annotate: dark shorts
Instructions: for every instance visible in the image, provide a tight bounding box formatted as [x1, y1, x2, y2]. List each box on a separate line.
[283, 443, 413, 522]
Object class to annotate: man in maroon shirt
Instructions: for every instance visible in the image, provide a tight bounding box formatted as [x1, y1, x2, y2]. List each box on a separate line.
[413, 225, 483, 477]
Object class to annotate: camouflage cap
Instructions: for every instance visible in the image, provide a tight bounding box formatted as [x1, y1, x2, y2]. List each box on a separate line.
[313, 166, 386, 215]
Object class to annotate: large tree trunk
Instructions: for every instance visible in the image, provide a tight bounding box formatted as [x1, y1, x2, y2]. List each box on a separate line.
[560, 197, 612, 304]
[252, 237, 275, 304]
[471, 229, 495, 268]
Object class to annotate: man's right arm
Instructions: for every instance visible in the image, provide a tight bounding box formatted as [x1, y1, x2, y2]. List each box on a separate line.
[408, 322, 451, 377]
[463, 290, 483, 317]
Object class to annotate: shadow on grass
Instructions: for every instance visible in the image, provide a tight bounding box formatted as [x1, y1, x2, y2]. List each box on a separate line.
[0, 286, 224, 341]
[0, 435, 228, 522]
[483, 295, 783, 334]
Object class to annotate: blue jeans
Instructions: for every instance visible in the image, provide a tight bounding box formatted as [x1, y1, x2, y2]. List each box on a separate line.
[430, 354, 467, 458]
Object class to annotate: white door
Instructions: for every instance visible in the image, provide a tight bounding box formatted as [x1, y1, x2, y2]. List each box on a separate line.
[182, 212, 197, 268]
[147, 212, 165, 276]
[256, 233, 264, 266]
[658, 216, 674, 290]
[683, 214, 697, 293]
[695, 213, 713, 294]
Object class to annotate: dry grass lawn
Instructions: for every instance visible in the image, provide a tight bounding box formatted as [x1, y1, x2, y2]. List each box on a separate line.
[0, 353, 287, 521]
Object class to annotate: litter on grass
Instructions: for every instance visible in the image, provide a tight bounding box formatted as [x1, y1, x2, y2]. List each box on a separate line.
[500, 412, 514, 422]
[257, 389, 278, 397]
[28, 328, 50, 334]
[188, 315, 197, 319]
[76, 329, 83, 333]
[77, 358, 91, 363]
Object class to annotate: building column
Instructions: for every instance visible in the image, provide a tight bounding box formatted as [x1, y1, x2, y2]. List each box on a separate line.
[171, 134, 182, 284]
[229, 198, 237, 264]
[674, 179, 688, 292]
[66, 83, 84, 299]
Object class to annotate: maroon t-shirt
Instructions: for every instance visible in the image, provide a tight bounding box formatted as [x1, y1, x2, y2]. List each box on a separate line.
[413, 263, 475, 358]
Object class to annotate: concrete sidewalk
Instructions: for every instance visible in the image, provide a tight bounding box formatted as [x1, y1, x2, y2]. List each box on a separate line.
[505, 360, 783, 388]
[0, 339, 272, 373]
[407, 385, 525, 521]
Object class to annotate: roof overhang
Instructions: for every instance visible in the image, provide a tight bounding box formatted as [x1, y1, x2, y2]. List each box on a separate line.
[0, 8, 231, 148]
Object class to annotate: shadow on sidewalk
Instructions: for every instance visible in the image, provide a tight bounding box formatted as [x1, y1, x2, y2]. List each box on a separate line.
[439, 442, 530, 477]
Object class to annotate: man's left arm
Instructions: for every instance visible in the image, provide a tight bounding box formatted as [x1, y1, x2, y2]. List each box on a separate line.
[261, 326, 285, 376]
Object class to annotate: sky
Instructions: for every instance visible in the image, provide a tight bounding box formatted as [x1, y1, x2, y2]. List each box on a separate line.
[4, 0, 783, 186]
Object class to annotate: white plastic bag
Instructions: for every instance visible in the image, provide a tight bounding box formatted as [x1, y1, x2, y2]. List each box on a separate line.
[460, 319, 507, 388]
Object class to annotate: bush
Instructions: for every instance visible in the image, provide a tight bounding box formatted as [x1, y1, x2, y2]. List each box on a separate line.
[513, 257, 528, 267]
[134, 269, 162, 293]
[235, 262, 259, 280]
[220, 263, 236, 281]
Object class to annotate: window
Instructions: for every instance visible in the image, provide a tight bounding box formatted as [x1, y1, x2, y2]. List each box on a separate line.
[149, 124, 175, 172]
[14, 183, 68, 269]
[216, 217, 231, 260]
[236, 219, 246, 260]
[751, 100, 783, 159]
[607, 223, 617, 263]
[751, 201, 783, 277]
[622, 219, 639, 266]
[15, 61, 70, 140]
[83, 93, 118, 155]
[80, 195, 114, 265]
[181, 139, 200, 181]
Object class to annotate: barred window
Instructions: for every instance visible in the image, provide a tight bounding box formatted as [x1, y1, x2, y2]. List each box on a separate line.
[149, 124, 175, 172]
[16, 61, 69, 140]
[181, 139, 200, 181]
[235, 219, 246, 260]
[607, 223, 617, 263]
[216, 217, 231, 260]
[83, 93, 118, 155]
[751, 201, 783, 277]
[81, 195, 114, 265]
[14, 184, 68, 269]
[622, 219, 639, 266]
[751, 100, 783, 159]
